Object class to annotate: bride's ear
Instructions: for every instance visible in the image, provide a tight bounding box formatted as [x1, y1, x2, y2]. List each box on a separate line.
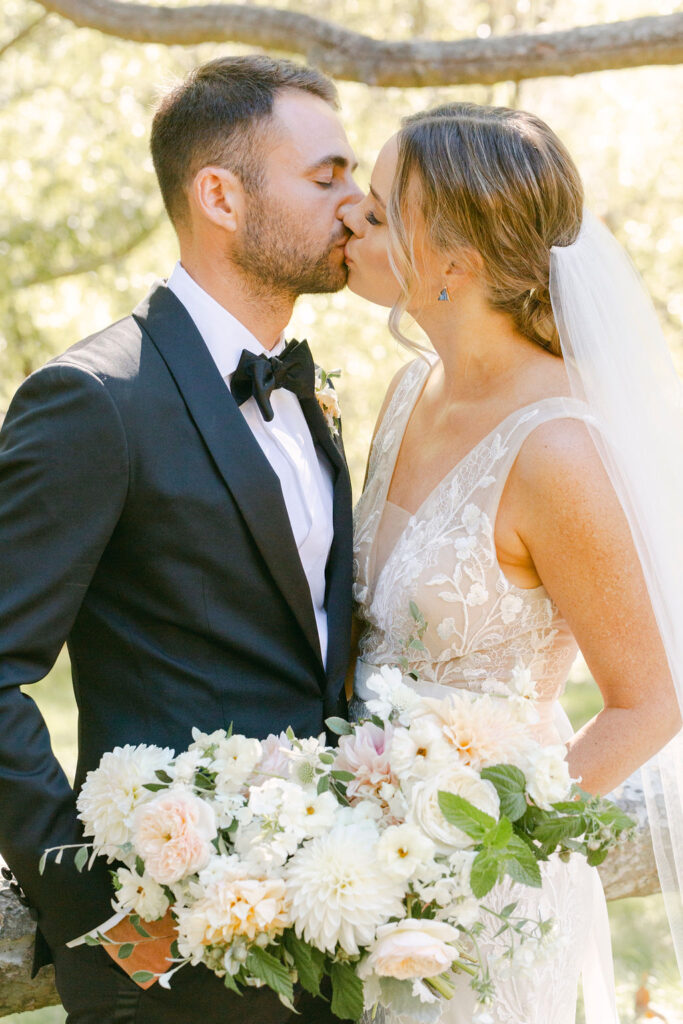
[443, 247, 484, 288]
[190, 166, 245, 233]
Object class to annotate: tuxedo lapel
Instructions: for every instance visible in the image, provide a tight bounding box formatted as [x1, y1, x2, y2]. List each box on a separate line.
[133, 283, 323, 666]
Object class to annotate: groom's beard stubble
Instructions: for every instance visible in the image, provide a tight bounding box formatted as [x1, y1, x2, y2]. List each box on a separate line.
[232, 194, 349, 300]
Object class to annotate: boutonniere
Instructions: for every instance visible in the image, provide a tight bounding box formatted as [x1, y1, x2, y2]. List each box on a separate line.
[315, 366, 342, 438]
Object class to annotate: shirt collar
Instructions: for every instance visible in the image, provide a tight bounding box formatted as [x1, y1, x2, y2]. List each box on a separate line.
[166, 262, 285, 379]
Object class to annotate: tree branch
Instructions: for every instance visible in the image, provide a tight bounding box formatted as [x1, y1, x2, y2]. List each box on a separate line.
[32, 3, 683, 87]
[0, 11, 49, 60]
[15, 213, 165, 289]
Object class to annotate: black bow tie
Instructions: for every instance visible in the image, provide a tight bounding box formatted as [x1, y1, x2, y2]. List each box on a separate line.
[230, 338, 315, 422]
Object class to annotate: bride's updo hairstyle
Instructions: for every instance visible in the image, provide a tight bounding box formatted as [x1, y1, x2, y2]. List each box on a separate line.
[387, 103, 584, 356]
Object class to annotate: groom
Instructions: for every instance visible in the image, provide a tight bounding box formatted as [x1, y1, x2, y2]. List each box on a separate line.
[0, 56, 361, 1022]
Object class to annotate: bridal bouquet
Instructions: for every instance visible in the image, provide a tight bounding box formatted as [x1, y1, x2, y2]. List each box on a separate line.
[42, 672, 633, 1022]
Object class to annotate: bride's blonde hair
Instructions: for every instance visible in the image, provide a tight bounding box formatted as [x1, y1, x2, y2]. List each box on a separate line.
[387, 103, 584, 356]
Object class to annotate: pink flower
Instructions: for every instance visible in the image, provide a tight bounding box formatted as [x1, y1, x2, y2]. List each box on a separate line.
[133, 790, 217, 885]
[335, 722, 396, 801]
[249, 733, 293, 787]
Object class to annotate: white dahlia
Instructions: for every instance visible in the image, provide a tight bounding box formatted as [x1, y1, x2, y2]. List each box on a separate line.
[284, 821, 405, 955]
[77, 743, 174, 857]
[420, 692, 538, 771]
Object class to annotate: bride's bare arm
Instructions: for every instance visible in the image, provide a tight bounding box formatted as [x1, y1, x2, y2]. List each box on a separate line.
[512, 418, 681, 795]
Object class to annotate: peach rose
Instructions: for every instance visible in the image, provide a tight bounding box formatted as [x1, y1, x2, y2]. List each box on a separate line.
[367, 919, 460, 979]
[133, 790, 217, 885]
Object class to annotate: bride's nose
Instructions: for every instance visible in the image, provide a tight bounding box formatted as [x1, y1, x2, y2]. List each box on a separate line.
[342, 198, 365, 237]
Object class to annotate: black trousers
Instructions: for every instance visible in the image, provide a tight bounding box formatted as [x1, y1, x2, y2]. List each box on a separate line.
[53, 942, 342, 1024]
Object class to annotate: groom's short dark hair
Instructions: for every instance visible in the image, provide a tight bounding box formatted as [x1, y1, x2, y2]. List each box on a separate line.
[151, 55, 339, 227]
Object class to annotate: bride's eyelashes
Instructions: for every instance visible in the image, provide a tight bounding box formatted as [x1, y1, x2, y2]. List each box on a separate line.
[366, 210, 381, 226]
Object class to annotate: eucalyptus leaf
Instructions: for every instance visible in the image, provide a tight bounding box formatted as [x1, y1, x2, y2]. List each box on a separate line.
[325, 717, 353, 736]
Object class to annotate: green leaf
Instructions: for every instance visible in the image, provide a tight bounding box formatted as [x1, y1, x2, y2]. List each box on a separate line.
[330, 960, 364, 1021]
[155, 769, 173, 784]
[74, 846, 88, 873]
[142, 783, 168, 792]
[282, 930, 324, 997]
[325, 716, 353, 736]
[223, 970, 241, 994]
[317, 774, 330, 794]
[532, 814, 585, 846]
[131, 971, 155, 984]
[438, 791, 497, 839]
[504, 836, 542, 888]
[118, 943, 135, 960]
[38, 851, 48, 876]
[135, 856, 145, 877]
[331, 770, 355, 782]
[408, 638, 426, 651]
[470, 850, 502, 898]
[246, 947, 294, 1002]
[170, 939, 179, 960]
[484, 817, 513, 849]
[587, 847, 609, 867]
[130, 915, 151, 939]
[319, 752, 335, 764]
[83, 934, 100, 946]
[481, 765, 528, 821]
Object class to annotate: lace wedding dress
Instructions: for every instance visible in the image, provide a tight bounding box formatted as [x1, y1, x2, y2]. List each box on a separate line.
[351, 357, 619, 1024]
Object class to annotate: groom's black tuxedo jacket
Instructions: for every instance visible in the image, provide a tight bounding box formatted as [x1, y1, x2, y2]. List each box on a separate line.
[0, 283, 353, 963]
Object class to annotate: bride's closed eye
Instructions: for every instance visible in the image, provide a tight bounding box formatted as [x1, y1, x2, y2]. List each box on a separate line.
[366, 210, 382, 226]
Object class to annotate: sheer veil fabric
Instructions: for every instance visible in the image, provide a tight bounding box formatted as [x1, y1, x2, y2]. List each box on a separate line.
[550, 209, 683, 973]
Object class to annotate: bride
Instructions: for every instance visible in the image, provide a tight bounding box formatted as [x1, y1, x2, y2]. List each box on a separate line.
[342, 103, 682, 1023]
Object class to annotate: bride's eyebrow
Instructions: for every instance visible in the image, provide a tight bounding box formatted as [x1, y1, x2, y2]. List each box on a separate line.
[369, 184, 386, 208]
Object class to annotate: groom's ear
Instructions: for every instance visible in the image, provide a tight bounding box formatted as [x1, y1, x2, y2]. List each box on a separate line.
[190, 166, 245, 233]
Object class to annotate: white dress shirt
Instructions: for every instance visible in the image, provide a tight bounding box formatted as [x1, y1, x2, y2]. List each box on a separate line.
[167, 263, 334, 666]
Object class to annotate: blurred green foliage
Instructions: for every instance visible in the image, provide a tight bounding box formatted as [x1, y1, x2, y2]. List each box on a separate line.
[2, 0, 682, 1019]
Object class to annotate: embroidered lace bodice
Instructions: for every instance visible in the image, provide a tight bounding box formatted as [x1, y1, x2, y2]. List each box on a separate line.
[353, 357, 597, 710]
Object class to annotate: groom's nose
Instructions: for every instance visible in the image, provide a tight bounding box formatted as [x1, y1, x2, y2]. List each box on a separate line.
[338, 180, 364, 220]
[341, 197, 365, 235]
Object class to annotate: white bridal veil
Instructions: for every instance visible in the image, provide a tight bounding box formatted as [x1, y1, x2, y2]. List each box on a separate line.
[550, 210, 683, 974]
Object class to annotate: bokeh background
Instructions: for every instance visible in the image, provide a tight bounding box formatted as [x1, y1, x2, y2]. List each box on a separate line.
[1, 0, 681, 1019]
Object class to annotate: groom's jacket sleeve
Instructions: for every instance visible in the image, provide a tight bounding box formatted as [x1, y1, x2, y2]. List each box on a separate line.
[0, 361, 128, 950]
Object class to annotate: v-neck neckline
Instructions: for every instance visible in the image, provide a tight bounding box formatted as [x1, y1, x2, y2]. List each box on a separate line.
[382, 359, 573, 523]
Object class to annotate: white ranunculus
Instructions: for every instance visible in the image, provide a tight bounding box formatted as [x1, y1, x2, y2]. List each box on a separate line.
[409, 764, 500, 853]
[114, 866, 170, 921]
[376, 823, 435, 879]
[77, 744, 175, 856]
[213, 734, 263, 794]
[366, 919, 461, 979]
[285, 821, 405, 955]
[364, 666, 424, 725]
[389, 720, 451, 780]
[526, 746, 572, 810]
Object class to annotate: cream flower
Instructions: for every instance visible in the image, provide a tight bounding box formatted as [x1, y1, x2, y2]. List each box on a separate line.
[366, 919, 460, 979]
[409, 763, 500, 852]
[376, 823, 435, 879]
[526, 745, 572, 810]
[175, 855, 289, 963]
[389, 719, 451, 780]
[114, 866, 170, 921]
[364, 665, 424, 725]
[420, 691, 538, 771]
[335, 721, 396, 801]
[213, 734, 263, 794]
[285, 821, 405, 955]
[454, 535, 478, 561]
[436, 617, 457, 641]
[250, 732, 293, 786]
[133, 790, 217, 885]
[77, 743, 174, 856]
[316, 384, 341, 433]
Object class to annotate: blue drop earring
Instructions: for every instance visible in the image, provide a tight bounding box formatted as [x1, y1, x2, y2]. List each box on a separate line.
[438, 287, 450, 302]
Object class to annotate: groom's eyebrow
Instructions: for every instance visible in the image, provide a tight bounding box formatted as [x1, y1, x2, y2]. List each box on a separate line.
[306, 154, 359, 174]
